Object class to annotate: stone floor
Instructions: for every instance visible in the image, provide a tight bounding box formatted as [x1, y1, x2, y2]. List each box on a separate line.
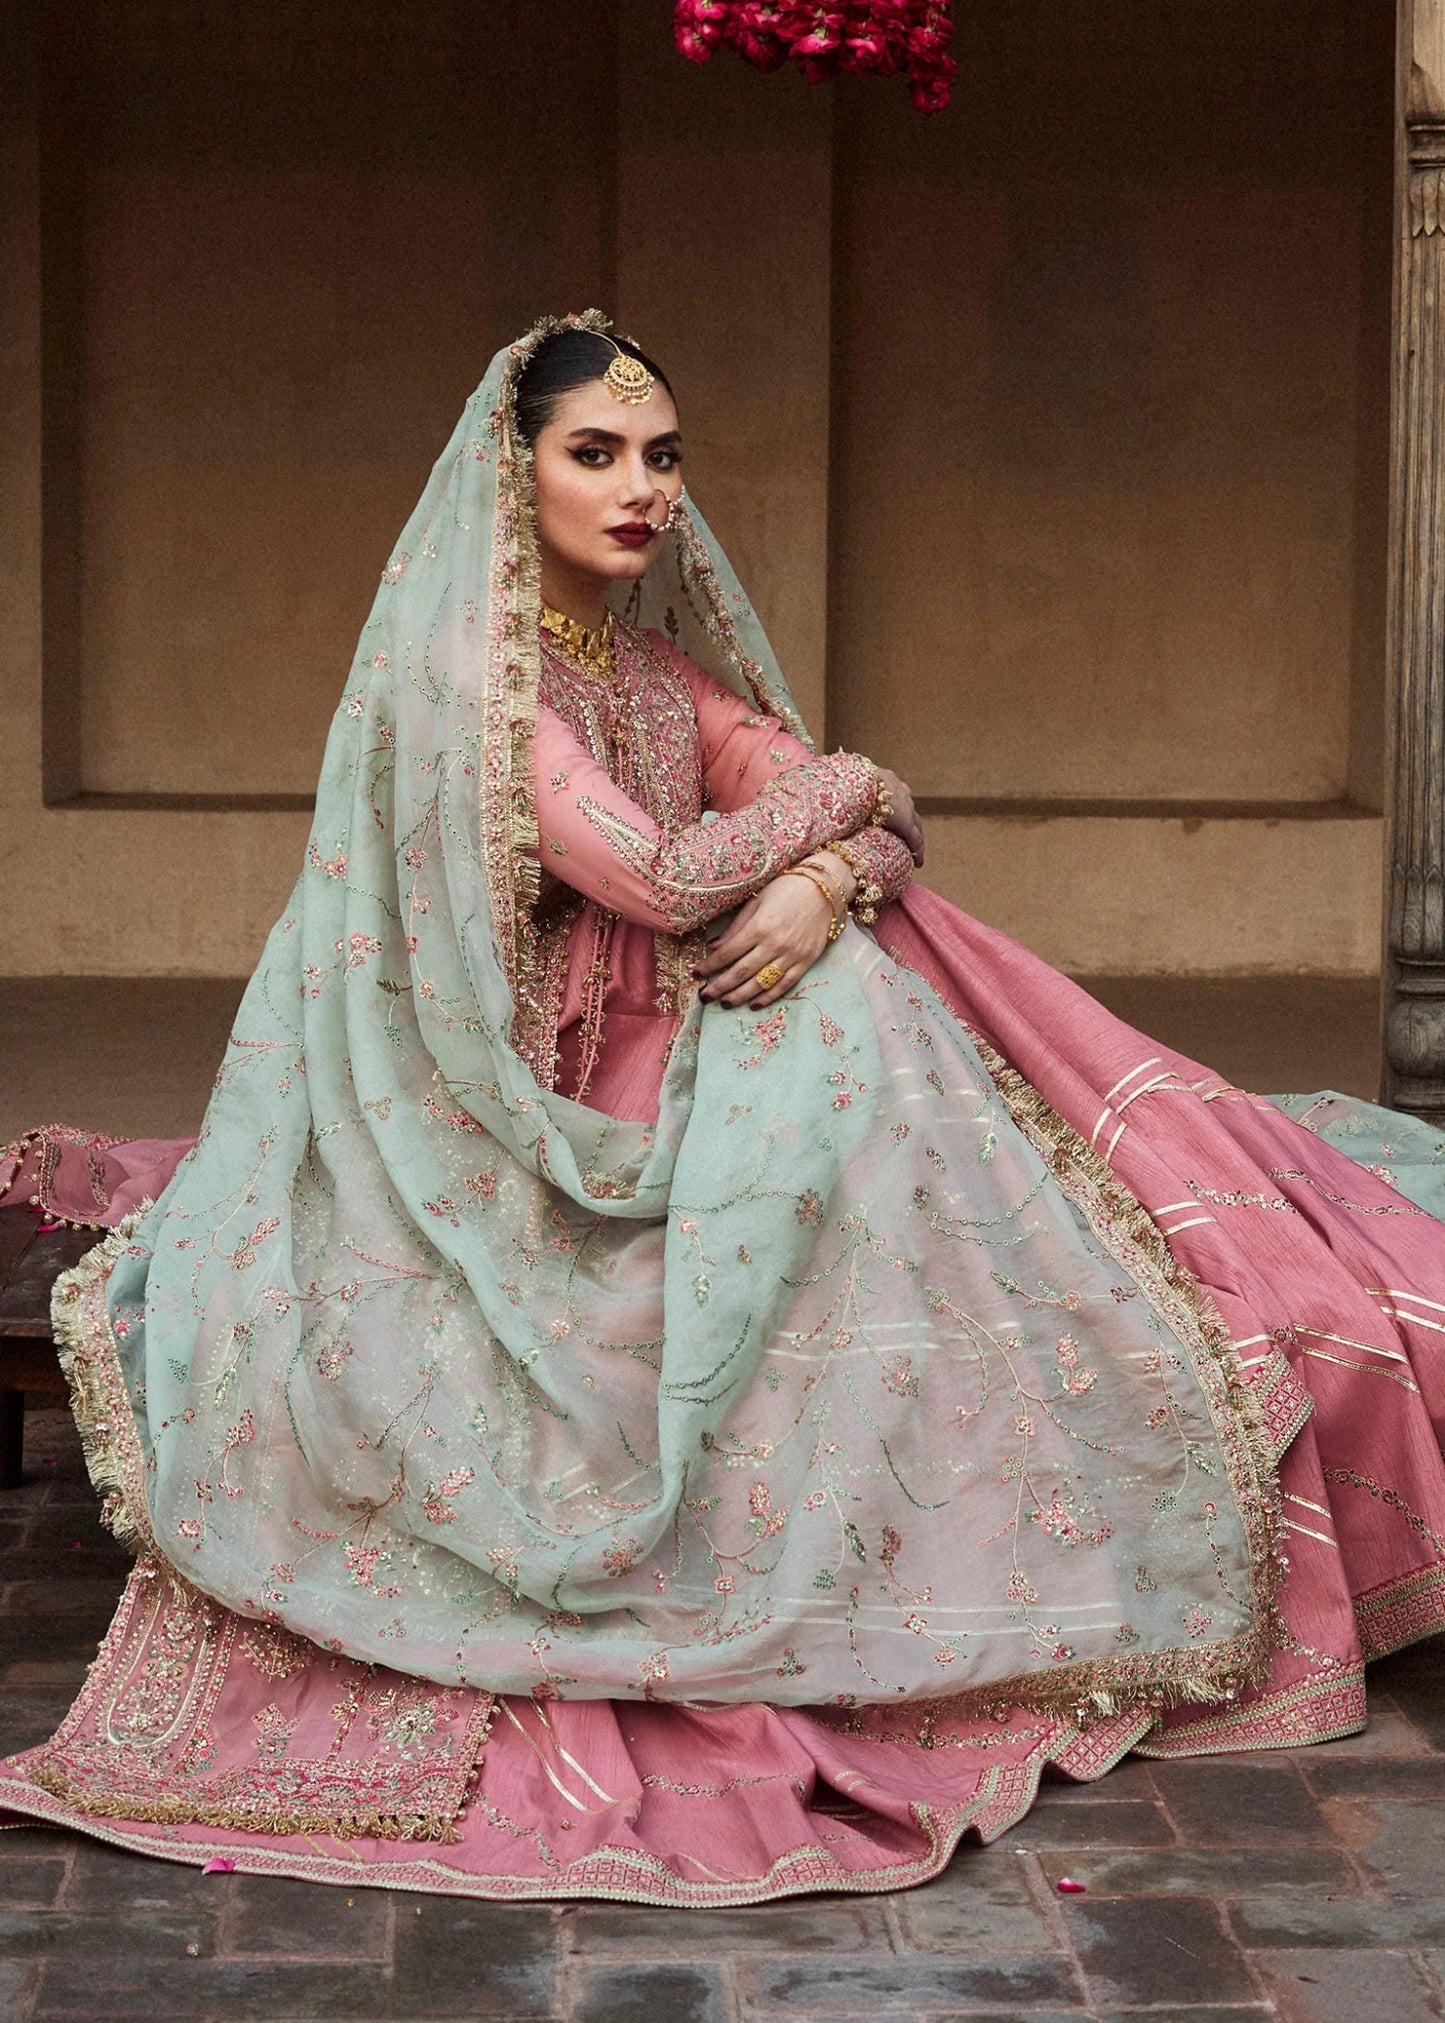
[4, 972, 1441, 2023]
[4, 1410, 1445, 2023]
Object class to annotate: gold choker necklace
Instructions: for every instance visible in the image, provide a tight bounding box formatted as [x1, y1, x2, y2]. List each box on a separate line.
[539, 602, 616, 679]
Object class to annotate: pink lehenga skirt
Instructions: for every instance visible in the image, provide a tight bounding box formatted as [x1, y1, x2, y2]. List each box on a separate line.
[3, 884, 1443, 1906]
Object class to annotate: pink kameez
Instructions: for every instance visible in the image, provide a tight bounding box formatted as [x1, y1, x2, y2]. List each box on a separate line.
[531, 623, 915, 1120]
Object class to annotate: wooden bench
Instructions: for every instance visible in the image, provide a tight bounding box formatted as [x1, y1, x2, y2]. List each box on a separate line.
[0, 1210, 101, 1488]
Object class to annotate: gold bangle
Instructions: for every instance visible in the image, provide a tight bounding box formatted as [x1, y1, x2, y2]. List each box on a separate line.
[782, 864, 846, 942]
[830, 838, 863, 887]
[798, 855, 847, 913]
[831, 839, 884, 926]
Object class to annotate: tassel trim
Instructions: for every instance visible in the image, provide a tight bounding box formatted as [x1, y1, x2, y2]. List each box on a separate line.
[48, 1215, 157, 1556]
[926, 1028, 1290, 1726]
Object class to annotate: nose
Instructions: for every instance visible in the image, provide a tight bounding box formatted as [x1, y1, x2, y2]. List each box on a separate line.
[617, 455, 658, 512]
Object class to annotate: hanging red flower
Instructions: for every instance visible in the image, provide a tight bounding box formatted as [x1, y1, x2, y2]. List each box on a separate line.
[674, 2, 956, 114]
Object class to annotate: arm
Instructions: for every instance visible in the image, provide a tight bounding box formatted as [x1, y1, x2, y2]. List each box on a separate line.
[532, 706, 883, 935]
[830, 826, 917, 916]
[685, 659, 823, 814]
[681, 655, 916, 911]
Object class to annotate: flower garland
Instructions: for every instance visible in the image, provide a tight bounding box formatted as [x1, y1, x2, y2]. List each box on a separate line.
[674, 3, 956, 115]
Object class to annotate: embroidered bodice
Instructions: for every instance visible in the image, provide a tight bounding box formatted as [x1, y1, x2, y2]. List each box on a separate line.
[514, 615, 915, 1102]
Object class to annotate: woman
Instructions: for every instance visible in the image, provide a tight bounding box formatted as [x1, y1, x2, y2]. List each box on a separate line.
[3, 310, 1445, 1903]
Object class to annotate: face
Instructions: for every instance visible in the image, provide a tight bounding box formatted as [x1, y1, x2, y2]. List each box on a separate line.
[530, 379, 684, 605]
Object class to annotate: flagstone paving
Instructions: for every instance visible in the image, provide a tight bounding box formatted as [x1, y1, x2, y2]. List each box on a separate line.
[0, 1411, 1443, 2021]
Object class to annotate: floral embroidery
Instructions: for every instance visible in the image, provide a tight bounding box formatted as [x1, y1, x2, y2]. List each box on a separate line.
[22, 1558, 491, 1840]
[572, 740, 879, 936]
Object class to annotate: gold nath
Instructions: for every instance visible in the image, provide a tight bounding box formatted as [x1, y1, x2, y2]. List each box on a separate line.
[539, 601, 616, 679]
[602, 338, 655, 406]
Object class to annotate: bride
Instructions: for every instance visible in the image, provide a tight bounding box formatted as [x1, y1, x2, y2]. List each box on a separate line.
[4, 310, 1445, 1903]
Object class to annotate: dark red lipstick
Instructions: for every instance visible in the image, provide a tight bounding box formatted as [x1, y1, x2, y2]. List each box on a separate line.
[607, 522, 656, 549]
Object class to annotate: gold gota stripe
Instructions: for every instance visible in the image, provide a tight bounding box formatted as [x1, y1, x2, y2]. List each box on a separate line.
[1087, 1106, 1116, 1151]
[1298, 1325, 1411, 1365]
[1368, 1288, 1445, 1315]
[498, 1704, 619, 1817]
[1101, 1057, 1164, 1106]
[1379, 1305, 1445, 1338]
[1298, 1346, 1421, 1393]
[1116, 1074, 1180, 1114]
[530, 1705, 624, 1804]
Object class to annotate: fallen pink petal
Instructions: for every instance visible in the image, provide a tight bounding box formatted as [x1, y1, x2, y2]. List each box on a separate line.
[201, 1859, 235, 1875]
[1056, 1877, 1087, 1894]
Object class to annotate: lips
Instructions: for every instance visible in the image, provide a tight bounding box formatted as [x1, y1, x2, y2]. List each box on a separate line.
[607, 523, 655, 548]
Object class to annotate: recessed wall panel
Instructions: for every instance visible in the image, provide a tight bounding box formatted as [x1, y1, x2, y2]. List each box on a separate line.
[61, 0, 613, 798]
[828, 0, 1392, 805]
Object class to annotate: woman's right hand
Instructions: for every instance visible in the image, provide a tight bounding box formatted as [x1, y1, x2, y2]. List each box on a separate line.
[875, 766, 924, 865]
[692, 872, 837, 1010]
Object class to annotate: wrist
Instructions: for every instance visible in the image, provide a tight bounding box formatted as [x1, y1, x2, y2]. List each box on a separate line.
[805, 849, 858, 907]
[831, 838, 885, 925]
[780, 863, 846, 942]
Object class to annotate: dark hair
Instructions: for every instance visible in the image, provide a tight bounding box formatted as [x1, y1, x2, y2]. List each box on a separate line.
[513, 329, 673, 444]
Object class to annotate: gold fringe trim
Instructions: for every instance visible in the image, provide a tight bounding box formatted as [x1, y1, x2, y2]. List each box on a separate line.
[48, 1213, 156, 1555]
[19, 1553, 500, 1843]
[818, 1008, 1293, 1739]
[486, 309, 613, 1015]
[23, 1763, 469, 1844]
[963, 1031, 1289, 1718]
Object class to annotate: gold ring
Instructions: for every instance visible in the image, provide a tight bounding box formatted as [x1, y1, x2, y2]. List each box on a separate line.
[754, 961, 785, 990]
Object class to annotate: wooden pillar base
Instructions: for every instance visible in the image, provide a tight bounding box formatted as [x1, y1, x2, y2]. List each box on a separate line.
[1386, 960, 1445, 1124]
[1384, 8, 1445, 1109]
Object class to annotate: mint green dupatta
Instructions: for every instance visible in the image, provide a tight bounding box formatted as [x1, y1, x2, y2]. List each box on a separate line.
[64, 315, 1285, 1714]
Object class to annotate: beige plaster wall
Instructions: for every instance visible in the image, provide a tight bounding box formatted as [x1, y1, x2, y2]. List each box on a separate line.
[829, 2, 1395, 805]
[71, 1, 614, 798]
[0, 0, 1393, 982]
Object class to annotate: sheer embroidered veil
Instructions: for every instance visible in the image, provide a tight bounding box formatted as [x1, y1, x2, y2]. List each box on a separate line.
[54, 312, 1283, 1714]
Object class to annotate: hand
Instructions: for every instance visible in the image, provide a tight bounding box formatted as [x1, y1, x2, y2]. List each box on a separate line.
[692, 871, 838, 1009]
[875, 765, 924, 865]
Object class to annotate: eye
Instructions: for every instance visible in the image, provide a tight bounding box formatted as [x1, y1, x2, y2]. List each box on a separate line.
[648, 448, 683, 471]
[569, 446, 612, 468]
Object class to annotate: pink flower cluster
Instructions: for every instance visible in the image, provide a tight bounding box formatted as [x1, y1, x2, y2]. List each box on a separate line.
[674, 2, 956, 114]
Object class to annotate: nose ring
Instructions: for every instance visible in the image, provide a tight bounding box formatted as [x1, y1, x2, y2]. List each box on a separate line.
[643, 490, 685, 536]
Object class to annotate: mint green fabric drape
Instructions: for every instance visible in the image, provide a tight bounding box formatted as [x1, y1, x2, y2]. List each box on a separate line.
[87, 316, 1283, 1713]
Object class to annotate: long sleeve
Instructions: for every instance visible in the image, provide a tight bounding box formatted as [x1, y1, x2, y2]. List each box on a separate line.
[532, 705, 883, 935]
[835, 824, 917, 910]
[680, 655, 915, 909]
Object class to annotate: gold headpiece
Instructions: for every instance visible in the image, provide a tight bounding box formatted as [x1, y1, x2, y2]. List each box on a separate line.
[602, 337, 655, 406]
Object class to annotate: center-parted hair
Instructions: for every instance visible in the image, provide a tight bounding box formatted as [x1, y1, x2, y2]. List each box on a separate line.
[513, 329, 673, 445]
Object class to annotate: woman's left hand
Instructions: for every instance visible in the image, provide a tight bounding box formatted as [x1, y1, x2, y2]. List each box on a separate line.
[692, 873, 836, 1009]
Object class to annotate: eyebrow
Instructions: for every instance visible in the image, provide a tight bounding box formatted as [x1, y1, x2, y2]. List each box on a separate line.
[564, 426, 683, 450]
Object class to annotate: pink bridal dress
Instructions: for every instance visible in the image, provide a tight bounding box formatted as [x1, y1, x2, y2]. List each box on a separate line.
[3, 616, 1444, 1905]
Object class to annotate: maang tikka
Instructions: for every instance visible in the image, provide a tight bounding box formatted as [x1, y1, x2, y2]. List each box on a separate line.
[602, 336, 655, 405]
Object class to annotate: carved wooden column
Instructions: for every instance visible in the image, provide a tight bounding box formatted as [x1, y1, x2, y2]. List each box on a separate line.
[1385, 0, 1445, 1120]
